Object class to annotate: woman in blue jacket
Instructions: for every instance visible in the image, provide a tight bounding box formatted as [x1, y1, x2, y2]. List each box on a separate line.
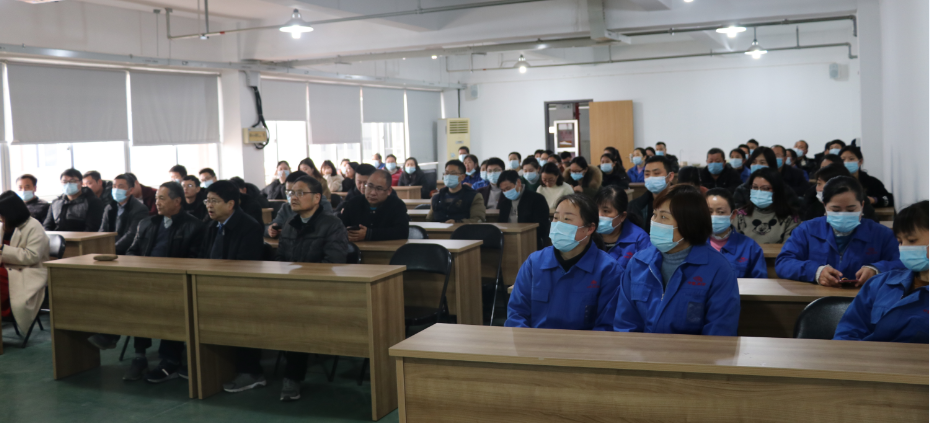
[627, 148, 647, 183]
[705, 188, 767, 278]
[594, 185, 650, 271]
[834, 200, 928, 343]
[611, 184, 741, 336]
[775, 176, 903, 287]
[505, 193, 623, 331]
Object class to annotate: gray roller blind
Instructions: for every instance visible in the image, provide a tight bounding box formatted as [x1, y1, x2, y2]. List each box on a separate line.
[406, 90, 442, 162]
[7, 64, 129, 144]
[261, 79, 307, 121]
[0, 63, 5, 142]
[130, 71, 220, 146]
[308, 83, 361, 145]
[362, 87, 404, 123]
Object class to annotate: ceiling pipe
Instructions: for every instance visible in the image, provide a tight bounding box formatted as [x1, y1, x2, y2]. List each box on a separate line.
[587, 0, 631, 43]
[618, 15, 857, 38]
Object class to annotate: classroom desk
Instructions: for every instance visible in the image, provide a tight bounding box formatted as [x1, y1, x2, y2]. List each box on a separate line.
[45, 255, 201, 398]
[187, 260, 406, 421]
[390, 324, 928, 423]
[629, 182, 647, 200]
[761, 243, 782, 278]
[47, 231, 117, 258]
[408, 208, 554, 223]
[411, 222, 539, 286]
[393, 186, 421, 200]
[881, 220, 893, 228]
[354, 239, 483, 325]
[334, 191, 349, 198]
[261, 208, 272, 224]
[402, 199, 431, 210]
[737, 278, 859, 338]
[875, 207, 895, 220]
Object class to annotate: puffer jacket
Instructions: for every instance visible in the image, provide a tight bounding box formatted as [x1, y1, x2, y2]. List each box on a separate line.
[99, 196, 150, 255]
[43, 187, 105, 232]
[277, 207, 348, 264]
[126, 212, 205, 258]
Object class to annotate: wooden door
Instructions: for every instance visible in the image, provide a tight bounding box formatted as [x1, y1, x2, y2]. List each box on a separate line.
[589, 100, 634, 162]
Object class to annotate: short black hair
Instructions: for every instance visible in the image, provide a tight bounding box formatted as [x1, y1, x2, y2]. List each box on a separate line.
[738, 144, 749, 150]
[16, 174, 37, 186]
[678, 166, 702, 187]
[206, 180, 241, 207]
[544, 149, 555, 156]
[228, 177, 246, 190]
[0, 191, 32, 228]
[796, 140, 808, 149]
[293, 175, 324, 196]
[521, 157, 540, 170]
[746, 139, 760, 147]
[820, 154, 842, 166]
[508, 152, 522, 161]
[823, 175, 865, 205]
[839, 145, 863, 160]
[652, 184, 712, 246]
[159, 181, 185, 200]
[644, 155, 672, 173]
[486, 157, 506, 170]
[569, 156, 589, 170]
[534, 149, 545, 156]
[499, 170, 520, 185]
[169, 165, 188, 177]
[385, 154, 397, 162]
[644, 147, 656, 154]
[656, 141, 667, 148]
[559, 152, 573, 160]
[771, 144, 786, 156]
[444, 159, 466, 174]
[82, 171, 101, 182]
[634, 147, 647, 157]
[705, 188, 735, 210]
[355, 163, 377, 176]
[285, 170, 309, 184]
[372, 153, 383, 160]
[707, 148, 726, 160]
[199, 168, 216, 177]
[541, 162, 564, 186]
[826, 139, 846, 150]
[729, 148, 746, 160]
[113, 173, 135, 188]
[61, 169, 82, 181]
[123, 173, 138, 187]
[595, 185, 629, 215]
[182, 175, 200, 187]
[813, 163, 851, 182]
[893, 200, 929, 237]
[458, 146, 470, 153]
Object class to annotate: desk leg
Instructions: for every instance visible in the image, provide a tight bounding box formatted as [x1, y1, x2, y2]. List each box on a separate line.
[368, 275, 404, 421]
[51, 328, 100, 379]
[396, 358, 407, 423]
[454, 248, 482, 325]
[765, 258, 777, 278]
[196, 344, 237, 399]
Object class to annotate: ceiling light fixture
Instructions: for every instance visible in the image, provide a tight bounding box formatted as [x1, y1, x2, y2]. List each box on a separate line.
[715, 26, 746, 38]
[431, 55, 438, 59]
[514, 54, 530, 73]
[279, 9, 313, 39]
[684, 0, 694, 3]
[744, 27, 767, 59]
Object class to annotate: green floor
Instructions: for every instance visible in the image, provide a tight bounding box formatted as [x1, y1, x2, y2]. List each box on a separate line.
[0, 316, 398, 423]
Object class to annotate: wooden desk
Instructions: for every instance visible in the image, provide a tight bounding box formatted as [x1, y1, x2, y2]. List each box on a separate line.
[268, 199, 287, 203]
[261, 208, 272, 224]
[881, 220, 893, 228]
[334, 191, 349, 198]
[409, 208, 553, 223]
[391, 324, 928, 423]
[402, 199, 431, 210]
[875, 207, 895, 220]
[187, 261, 405, 421]
[761, 243, 783, 278]
[354, 239, 483, 325]
[47, 232, 117, 258]
[629, 182, 647, 200]
[393, 186, 421, 200]
[737, 278, 859, 338]
[45, 255, 201, 398]
[411, 222, 538, 286]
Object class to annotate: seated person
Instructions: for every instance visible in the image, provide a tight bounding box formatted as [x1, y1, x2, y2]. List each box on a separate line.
[497, 170, 550, 248]
[340, 162, 357, 193]
[200, 180, 264, 261]
[168, 165, 187, 184]
[457, 146, 470, 162]
[815, 139, 846, 169]
[266, 171, 308, 238]
[261, 161, 290, 200]
[677, 166, 708, 195]
[180, 175, 208, 221]
[127, 172, 158, 215]
[228, 177, 267, 225]
[507, 152, 523, 172]
[776, 176, 904, 286]
[338, 164, 376, 212]
[0, 192, 49, 340]
[628, 156, 676, 233]
[297, 158, 332, 200]
[612, 184, 741, 336]
[784, 148, 810, 181]
[818, 153, 842, 169]
[383, 154, 402, 186]
[82, 170, 113, 204]
[701, 148, 742, 192]
[537, 163, 574, 210]
[99, 174, 150, 255]
[732, 147, 800, 210]
[16, 174, 50, 222]
[505, 193, 622, 330]
[834, 200, 928, 343]
[563, 156, 602, 199]
[43, 168, 105, 232]
[801, 164, 877, 222]
[599, 153, 630, 190]
[594, 185, 649, 271]
[840, 146, 894, 208]
[199, 167, 218, 188]
[398, 157, 433, 199]
[733, 168, 800, 244]
[341, 170, 409, 242]
[520, 158, 541, 193]
[478, 158, 506, 209]
[559, 152, 573, 171]
[462, 155, 484, 189]
[654, 141, 679, 171]
[627, 148, 647, 183]
[428, 160, 486, 224]
[729, 148, 750, 183]
[772, 144, 810, 196]
[320, 160, 344, 193]
[706, 188, 767, 278]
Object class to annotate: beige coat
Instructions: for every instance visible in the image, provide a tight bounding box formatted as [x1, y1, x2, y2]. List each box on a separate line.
[324, 174, 345, 193]
[1, 217, 50, 333]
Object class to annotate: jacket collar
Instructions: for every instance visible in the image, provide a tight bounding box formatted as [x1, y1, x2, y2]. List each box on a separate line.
[810, 216, 873, 246]
[540, 241, 599, 273]
[616, 219, 643, 244]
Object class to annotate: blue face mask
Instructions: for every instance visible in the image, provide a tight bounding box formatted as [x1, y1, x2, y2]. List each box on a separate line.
[707, 162, 724, 175]
[276, 169, 290, 178]
[537, 158, 547, 167]
[202, 179, 214, 189]
[644, 176, 667, 193]
[596, 215, 619, 234]
[465, 169, 476, 176]
[729, 158, 743, 169]
[844, 161, 860, 173]
[488, 171, 501, 185]
[524, 172, 539, 183]
[750, 164, 766, 173]
[793, 148, 804, 157]
[459, 154, 467, 162]
[632, 156, 643, 166]
[443, 174, 460, 189]
[480, 170, 487, 180]
[112, 188, 128, 203]
[656, 150, 666, 156]
[711, 215, 731, 234]
[503, 187, 521, 201]
[570, 172, 584, 181]
[17, 191, 35, 202]
[750, 189, 773, 209]
[826, 211, 861, 233]
[899, 246, 929, 272]
[649, 220, 681, 253]
[776, 158, 784, 168]
[829, 148, 841, 155]
[385, 162, 397, 172]
[785, 157, 793, 166]
[599, 163, 613, 173]
[549, 221, 587, 252]
[509, 160, 521, 169]
[749, 149, 755, 156]
[62, 182, 79, 196]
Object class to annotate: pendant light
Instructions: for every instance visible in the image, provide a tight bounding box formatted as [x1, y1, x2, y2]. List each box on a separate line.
[279, 9, 314, 39]
[514, 54, 530, 73]
[744, 27, 767, 59]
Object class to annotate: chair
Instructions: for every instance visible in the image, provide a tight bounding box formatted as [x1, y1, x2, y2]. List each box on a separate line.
[261, 242, 277, 261]
[408, 225, 429, 240]
[330, 194, 342, 210]
[414, 204, 431, 210]
[392, 243, 453, 330]
[450, 224, 504, 325]
[18, 234, 66, 348]
[793, 297, 854, 339]
[346, 242, 362, 264]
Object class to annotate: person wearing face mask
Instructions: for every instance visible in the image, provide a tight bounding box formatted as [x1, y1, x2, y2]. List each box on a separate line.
[611, 184, 741, 336]
[16, 174, 49, 223]
[99, 174, 151, 255]
[701, 148, 741, 192]
[43, 168, 105, 232]
[729, 148, 751, 183]
[599, 153, 630, 190]
[839, 146, 894, 208]
[319, 160, 345, 193]
[731, 147, 801, 211]
[814, 139, 846, 170]
[476, 158, 507, 209]
[261, 161, 291, 200]
[792, 140, 817, 176]
[168, 165, 188, 185]
[594, 186, 649, 271]
[563, 156, 603, 199]
[382, 154, 402, 186]
[746, 139, 760, 156]
[784, 148, 810, 182]
[199, 168, 218, 190]
[705, 189, 767, 278]
[627, 148, 647, 183]
[398, 157, 433, 199]
[507, 152, 523, 175]
[520, 158, 542, 193]
[340, 162, 358, 193]
[733, 168, 800, 245]
[497, 170, 550, 249]
[776, 176, 904, 287]
[654, 142, 680, 172]
[771, 145, 810, 196]
[800, 164, 877, 222]
[505, 194, 622, 330]
[628, 156, 676, 233]
[833, 200, 929, 343]
[428, 160, 486, 224]
[457, 146, 470, 163]
[462, 155, 485, 189]
[370, 153, 385, 169]
[537, 163, 574, 210]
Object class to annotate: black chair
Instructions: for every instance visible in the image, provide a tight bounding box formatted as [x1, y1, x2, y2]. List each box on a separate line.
[450, 224, 505, 325]
[17, 234, 67, 348]
[346, 242, 362, 264]
[392, 243, 453, 331]
[330, 194, 342, 210]
[793, 296, 854, 339]
[408, 225, 429, 240]
[414, 204, 431, 210]
[261, 242, 277, 261]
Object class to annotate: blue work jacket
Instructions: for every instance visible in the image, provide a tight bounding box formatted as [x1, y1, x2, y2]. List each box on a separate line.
[834, 269, 928, 343]
[610, 244, 741, 336]
[775, 217, 904, 283]
[627, 166, 645, 183]
[505, 244, 623, 331]
[605, 219, 651, 272]
[709, 229, 767, 278]
[739, 166, 751, 183]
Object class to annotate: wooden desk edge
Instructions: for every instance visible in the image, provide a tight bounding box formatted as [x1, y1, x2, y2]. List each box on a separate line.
[185, 266, 407, 283]
[48, 232, 118, 241]
[45, 261, 188, 274]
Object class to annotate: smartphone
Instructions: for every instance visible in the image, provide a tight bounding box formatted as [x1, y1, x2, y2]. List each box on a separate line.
[271, 223, 282, 231]
[347, 225, 360, 231]
[838, 278, 857, 288]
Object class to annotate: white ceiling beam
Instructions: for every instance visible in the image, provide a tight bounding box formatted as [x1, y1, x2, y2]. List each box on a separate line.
[624, 0, 672, 12]
[587, 0, 632, 43]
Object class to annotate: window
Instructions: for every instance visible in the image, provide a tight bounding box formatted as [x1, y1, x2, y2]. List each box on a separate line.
[129, 143, 218, 189]
[308, 143, 362, 167]
[9, 141, 126, 200]
[362, 122, 405, 164]
[263, 121, 307, 185]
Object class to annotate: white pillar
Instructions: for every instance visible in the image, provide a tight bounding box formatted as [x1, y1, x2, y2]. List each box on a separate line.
[219, 70, 266, 186]
[857, 0, 884, 179]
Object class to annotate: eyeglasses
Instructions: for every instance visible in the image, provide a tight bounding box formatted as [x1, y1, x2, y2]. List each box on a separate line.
[182, 184, 198, 189]
[203, 198, 226, 205]
[284, 190, 319, 198]
[365, 183, 389, 193]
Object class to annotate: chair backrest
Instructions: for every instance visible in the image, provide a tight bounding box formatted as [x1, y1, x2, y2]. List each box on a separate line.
[408, 225, 429, 239]
[261, 242, 277, 261]
[48, 234, 66, 259]
[330, 194, 343, 210]
[414, 204, 431, 210]
[451, 224, 504, 281]
[346, 242, 362, 264]
[793, 296, 854, 339]
[390, 243, 453, 312]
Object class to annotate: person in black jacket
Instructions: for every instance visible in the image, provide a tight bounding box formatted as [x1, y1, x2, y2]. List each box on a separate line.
[180, 175, 209, 221]
[398, 157, 433, 199]
[261, 161, 290, 200]
[813, 139, 846, 170]
[43, 168, 104, 232]
[772, 145, 810, 197]
[341, 162, 357, 193]
[792, 140, 817, 176]
[228, 177, 267, 225]
[199, 181, 264, 261]
[497, 170, 550, 249]
[840, 146, 894, 208]
[336, 164, 377, 214]
[341, 170, 409, 242]
[87, 181, 205, 383]
[628, 156, 676, 233]
[801, 164, 878, 222]
[99, 174, 150, 255]
[16, 174, 50, 223]
[701, 148, 742, 192]
[598, 153, 630, 190]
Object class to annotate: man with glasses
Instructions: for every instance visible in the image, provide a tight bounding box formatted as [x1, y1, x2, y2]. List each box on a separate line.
[340, 169, 409, 241]
[223, 176, 347, 401]
[43, 168, 105, 231]
[336, 163, 377, 214]
[199, 180, 264, 261]
[428, 159, 486, 223]
[180, 175, 208, 221]
[99, 174, 150, 255]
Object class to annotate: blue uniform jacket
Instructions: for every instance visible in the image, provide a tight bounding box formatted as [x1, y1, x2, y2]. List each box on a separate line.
[610, 244, 741, 336]
[708, 229, 767, 278]
[505, 244, 623, 331]
[775, 217, 903, 283]
[627, 166, 644, 183]
[605, 219, 651, 272]
[834, 269, 929, 343]
[739, 167, 750, 183]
